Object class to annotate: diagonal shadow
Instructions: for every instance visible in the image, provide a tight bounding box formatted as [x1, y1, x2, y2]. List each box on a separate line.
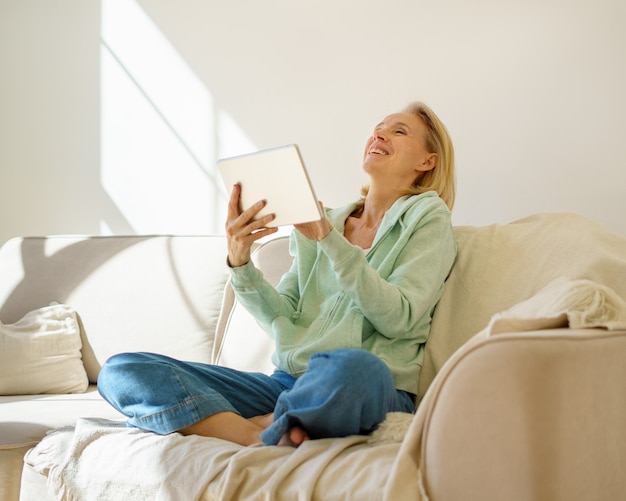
[0, 236, 150, 323]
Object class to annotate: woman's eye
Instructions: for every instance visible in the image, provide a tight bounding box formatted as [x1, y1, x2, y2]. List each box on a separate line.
[395, 129, 407, 135]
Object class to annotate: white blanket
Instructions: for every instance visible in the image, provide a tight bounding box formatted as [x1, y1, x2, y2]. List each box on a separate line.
[25, 417, 406, 501]
[485, 276, 626, 335]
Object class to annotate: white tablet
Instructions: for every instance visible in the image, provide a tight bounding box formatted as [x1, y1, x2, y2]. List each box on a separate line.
[217, 144, 324, 227]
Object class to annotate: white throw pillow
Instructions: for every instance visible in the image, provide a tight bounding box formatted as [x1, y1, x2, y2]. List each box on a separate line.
[0, 304, 89, 395]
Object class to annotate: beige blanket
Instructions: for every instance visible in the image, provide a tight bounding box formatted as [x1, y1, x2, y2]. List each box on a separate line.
[25, 417, 406, 501]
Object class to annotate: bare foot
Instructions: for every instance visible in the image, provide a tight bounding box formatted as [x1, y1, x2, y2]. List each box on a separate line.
[248, 412, 273, 429]
[277, 426, 310, 447]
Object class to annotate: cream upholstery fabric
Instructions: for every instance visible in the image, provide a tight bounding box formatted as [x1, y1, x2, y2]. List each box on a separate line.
[4, 214, 626, 501]
[420, 212, 626, 401]
[0, 236, 231, 501]
[0, 446, 31, 501]
[386, 328, 626, 501]
[0, 236, 230, 383]
[214, 236, 290, 373]
[0, 386, 123, 449]
[0, 387, 125, 501]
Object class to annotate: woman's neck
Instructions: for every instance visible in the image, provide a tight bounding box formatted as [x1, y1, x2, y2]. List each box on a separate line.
[356, 186, 401, 225]
[345, 188, 402, 249]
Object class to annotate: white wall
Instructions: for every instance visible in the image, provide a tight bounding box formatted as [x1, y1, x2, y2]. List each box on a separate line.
[1, 0, 625, 248]
[0, 1, 103, 245]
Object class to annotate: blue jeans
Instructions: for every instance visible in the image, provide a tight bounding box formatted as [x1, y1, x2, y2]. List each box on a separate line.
[97, 348, 415, 445]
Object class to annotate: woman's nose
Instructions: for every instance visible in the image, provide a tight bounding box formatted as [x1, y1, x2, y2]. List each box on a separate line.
[373, 129, 387, 141]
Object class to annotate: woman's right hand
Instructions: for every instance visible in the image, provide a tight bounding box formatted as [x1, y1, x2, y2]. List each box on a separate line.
[225, 183, 278, 267]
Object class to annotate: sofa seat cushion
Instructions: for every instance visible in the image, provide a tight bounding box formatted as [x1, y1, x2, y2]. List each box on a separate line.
[1, 386, 124, 501]
[0, 385, 123, 449]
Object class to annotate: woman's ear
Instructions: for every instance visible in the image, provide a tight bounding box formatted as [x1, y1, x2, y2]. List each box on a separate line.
[417, 153, 438, 172]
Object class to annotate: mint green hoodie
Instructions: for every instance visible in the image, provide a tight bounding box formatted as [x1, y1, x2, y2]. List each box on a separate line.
[230, 191, 457, 395]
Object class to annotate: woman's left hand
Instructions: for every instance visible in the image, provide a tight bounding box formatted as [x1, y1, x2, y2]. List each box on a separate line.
[294, 202, 331, 241]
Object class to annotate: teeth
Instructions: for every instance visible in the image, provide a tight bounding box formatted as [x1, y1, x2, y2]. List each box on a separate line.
[370, 148, 387, 155]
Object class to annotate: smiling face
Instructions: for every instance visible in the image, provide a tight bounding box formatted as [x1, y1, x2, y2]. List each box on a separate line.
[362, 112, 437, 191]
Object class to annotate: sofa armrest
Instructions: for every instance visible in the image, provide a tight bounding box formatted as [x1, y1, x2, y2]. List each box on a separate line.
[213, 236, 291, 373]
[385, 328, 626, 501]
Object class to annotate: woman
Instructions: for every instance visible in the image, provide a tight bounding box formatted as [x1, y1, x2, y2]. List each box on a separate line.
[98, 101, 457, 447]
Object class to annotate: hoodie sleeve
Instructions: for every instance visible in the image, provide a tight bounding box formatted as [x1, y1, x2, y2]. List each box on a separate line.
[318, 204, 456, 340]
[228, 235, 306, 336]
[228, 263, 292, 338]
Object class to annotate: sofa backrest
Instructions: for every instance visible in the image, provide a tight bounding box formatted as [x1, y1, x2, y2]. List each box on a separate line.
[3, 213, 624, 395]
[419, 212, 626, 401]
[0, 235, 231, 383]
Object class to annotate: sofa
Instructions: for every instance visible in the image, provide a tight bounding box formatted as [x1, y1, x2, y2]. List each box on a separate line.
[1, 211, 626, 500]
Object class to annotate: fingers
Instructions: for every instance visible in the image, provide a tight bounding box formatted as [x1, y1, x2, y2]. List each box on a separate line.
[227, 199, 274, 236]
[237, 212, 276, 238]
[226, 218, 277, 267]
[226, 184, 271, 228]
[240, 200, 271, 228]
[225, 184, 278, 267]
[227, 183, 243, 218]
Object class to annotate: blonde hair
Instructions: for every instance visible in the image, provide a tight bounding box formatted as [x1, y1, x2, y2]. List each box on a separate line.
[361, 101, 456, 210]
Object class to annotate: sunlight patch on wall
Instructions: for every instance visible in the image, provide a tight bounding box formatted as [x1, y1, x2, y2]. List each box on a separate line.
[100, 0, 255, 235]
[217, 110, 257, 160]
